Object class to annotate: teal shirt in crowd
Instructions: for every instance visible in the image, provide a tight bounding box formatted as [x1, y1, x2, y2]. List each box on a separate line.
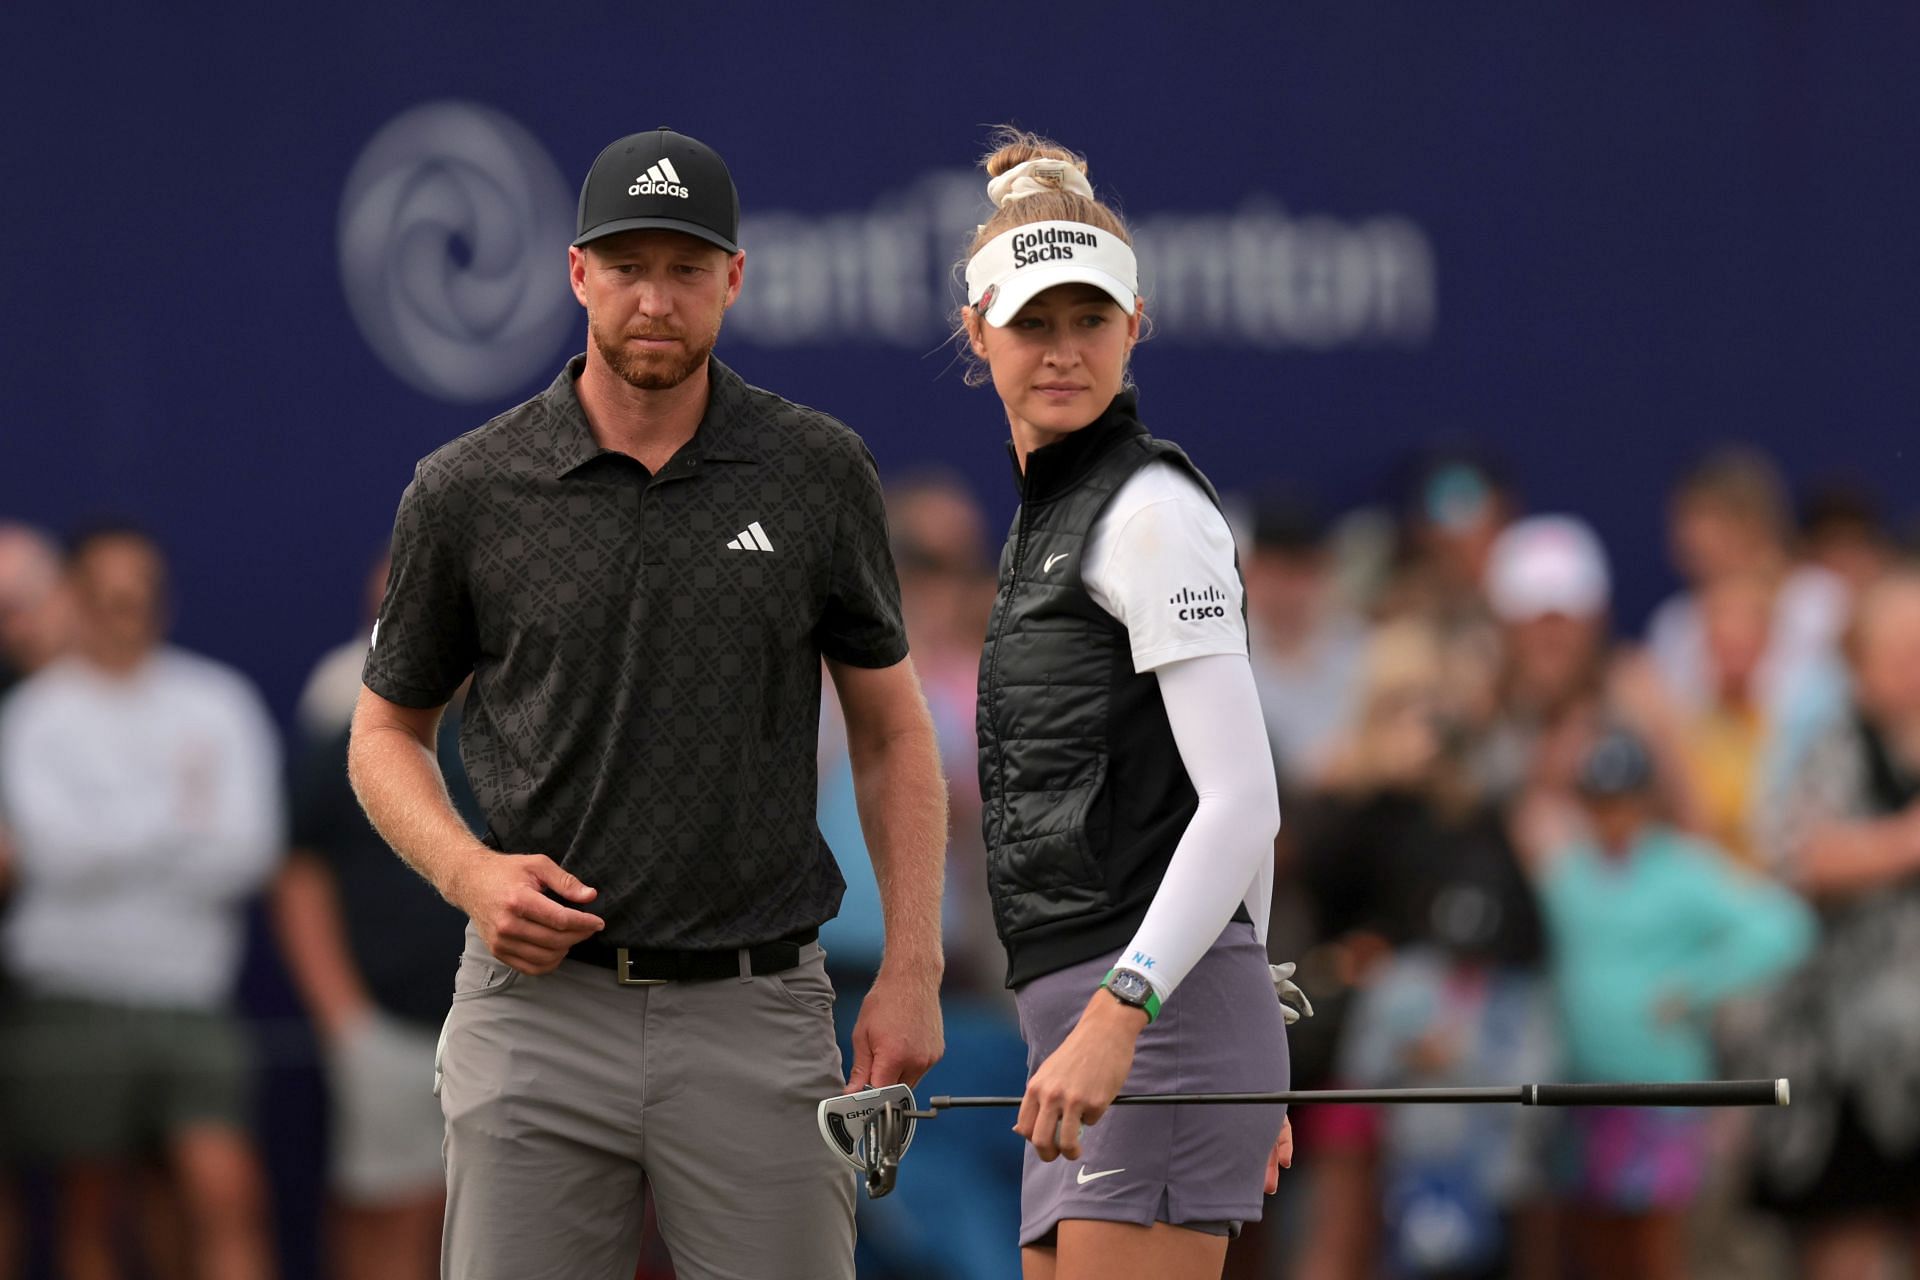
[1540, 824, 1814, 1084]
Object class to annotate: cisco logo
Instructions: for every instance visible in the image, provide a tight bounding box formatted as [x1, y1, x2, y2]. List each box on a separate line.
[338, 101, 576, 404]
[1169, 585, 1230, 622]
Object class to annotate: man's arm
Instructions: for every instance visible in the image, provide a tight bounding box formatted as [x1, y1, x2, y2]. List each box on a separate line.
[270, 852, 377, 1040]
[167, 678, 285, 901]
[347, 686, 603, 974]
[826, 656, 947, 1089]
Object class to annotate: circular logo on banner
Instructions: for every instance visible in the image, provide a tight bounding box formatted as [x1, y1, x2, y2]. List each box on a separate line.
[339, 101, 575, 403]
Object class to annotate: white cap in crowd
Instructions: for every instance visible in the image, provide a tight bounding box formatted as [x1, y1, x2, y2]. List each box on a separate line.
[1484, 514, 1612, 622]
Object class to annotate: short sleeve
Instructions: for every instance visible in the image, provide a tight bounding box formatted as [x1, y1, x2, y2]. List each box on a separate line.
[813, 442, 909, 669]
[362, 469, 479, 708]
[1083, 467, 1246, 673]
[287, 727, 350, 856]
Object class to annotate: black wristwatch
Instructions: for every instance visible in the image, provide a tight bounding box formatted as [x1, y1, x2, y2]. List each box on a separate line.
[1100, 967, 1161, 1022]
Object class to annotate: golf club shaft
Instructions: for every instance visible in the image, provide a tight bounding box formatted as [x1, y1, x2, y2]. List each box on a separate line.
[927, 1078, 1788, 1110]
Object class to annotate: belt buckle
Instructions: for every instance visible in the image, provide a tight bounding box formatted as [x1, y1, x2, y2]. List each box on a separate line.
[614, 948, 668, 986]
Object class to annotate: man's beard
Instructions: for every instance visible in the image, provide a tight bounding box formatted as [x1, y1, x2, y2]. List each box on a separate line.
[590, 312, 721, 391]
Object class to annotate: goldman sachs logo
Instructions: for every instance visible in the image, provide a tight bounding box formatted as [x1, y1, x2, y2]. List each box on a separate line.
[1011, 226, 1097, 266]
[338, 101, 576, 403]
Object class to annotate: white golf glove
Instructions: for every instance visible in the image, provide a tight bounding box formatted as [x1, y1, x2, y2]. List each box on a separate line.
[1271, 962, 1314, 1025]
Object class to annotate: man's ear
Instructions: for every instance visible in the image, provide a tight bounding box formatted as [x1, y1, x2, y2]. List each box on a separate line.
[723, 250, 745, 310]
[568, 245, 590, 308]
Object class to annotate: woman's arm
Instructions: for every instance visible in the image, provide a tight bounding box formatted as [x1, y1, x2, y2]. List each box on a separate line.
[1116, 652, 1282, 1001]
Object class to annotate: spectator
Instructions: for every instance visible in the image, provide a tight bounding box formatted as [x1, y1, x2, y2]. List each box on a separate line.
[1372, 452, 1510, 746]
[0, 522, 73, 703]
[1731, 567, 1920, 1280]
[1337, 910, 1555, 1280]
[0, 522, 73, 1278]
[1474, 514, 1699, 863]
[1800, 482, 1896, 603]
[1681, 573, 1776, 866]
[270, 657, 478, 1278]
[884, 473, 1000, 996]
[0, 526, 281, 1280]
[1293, 620, 1548, 1280]
[814, 475, 1025, 1280]
[1380, 450, 1515, 636]
[1242, 494, 1369, 791]
[1541, 728, 1812, 1280]
[293, 551, 389, 742]
[1647, 446, 1848, 722]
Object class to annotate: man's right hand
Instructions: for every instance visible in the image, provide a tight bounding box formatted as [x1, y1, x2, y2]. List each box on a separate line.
[448, 852, 604, 974]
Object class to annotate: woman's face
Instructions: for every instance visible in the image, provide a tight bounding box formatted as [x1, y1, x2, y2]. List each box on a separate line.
[1855, 582, 1920, 728]
[969, 283, 1140, 448]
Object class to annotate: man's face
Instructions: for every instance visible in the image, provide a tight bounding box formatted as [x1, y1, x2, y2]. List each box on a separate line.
[569, 230, 743, 391]
[71, 536, 167, 661]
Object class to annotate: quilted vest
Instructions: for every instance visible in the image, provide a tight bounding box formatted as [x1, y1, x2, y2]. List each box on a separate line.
[976, 393, 1244, 986]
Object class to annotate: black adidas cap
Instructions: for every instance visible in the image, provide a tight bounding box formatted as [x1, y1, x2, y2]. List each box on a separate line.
[573, 127, 740, 254]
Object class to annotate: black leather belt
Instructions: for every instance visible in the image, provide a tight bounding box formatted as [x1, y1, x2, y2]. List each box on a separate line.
[568, 927, 817, 985]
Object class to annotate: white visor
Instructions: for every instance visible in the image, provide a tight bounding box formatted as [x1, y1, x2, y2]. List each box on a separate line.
[965, 220, 1138, 327]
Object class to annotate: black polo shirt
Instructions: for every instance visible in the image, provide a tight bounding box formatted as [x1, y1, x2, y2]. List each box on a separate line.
[363, 355, 908, 948]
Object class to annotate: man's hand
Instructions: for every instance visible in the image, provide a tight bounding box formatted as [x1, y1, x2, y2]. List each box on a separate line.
[1015, 990, 1146, 1162]
[1264, 1117, 1294, 1193]
[448, 852, 604, 975]
[847, 965, 943, 1091]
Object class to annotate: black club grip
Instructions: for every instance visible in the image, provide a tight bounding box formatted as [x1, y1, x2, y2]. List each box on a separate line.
[1526, 1079, 1788, 1108]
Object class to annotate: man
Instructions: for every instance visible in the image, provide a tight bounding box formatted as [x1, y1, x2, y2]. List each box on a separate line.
[348, 128, 947, 1280]
[0, 526, 281, 1280]
[0, 522, 72, 702]
[272, 569, 477, 1280]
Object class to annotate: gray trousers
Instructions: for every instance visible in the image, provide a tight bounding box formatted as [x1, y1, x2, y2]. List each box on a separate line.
[437, 926, 855, 1279]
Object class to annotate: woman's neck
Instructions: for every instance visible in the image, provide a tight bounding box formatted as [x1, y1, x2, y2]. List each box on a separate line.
[1007, 410, 1079, 474]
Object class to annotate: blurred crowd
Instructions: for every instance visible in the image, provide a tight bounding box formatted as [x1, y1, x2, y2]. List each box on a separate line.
[2, 442, 1919, 1279]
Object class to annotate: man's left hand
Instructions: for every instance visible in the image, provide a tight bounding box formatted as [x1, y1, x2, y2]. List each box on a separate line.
[846, 965, 944, 1090]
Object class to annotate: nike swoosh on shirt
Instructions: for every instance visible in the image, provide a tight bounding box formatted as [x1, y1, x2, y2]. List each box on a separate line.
[1044, 552, 1070, 572]
[1076, 1166, 1125, 1185]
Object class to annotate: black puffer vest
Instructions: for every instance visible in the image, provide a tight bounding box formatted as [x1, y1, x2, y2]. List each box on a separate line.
[977, 393, 1246, 987]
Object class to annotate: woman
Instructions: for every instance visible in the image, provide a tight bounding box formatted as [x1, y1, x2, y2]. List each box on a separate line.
[962, 130, 1295, 1279]
[1729, 567, 1920, 1280]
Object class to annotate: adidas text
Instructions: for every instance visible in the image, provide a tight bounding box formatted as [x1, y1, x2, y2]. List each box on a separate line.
[629, 158, 689, 199]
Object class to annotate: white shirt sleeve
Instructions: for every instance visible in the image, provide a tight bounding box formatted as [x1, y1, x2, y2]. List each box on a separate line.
[166, 666, 285, 902]
[0, 683, 166, 889]
[1114, 651, 1281, 1004]
[1083, 463, 1247, 673]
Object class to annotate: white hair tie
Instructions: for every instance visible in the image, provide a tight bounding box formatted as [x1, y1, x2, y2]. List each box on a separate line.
[986, 158, 1095, 209]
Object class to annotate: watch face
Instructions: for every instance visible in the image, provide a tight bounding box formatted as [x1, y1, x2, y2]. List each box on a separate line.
[1108, 970, 1150, 1004]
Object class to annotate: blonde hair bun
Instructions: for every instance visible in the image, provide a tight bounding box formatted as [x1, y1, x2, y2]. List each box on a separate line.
[982, 128, 1088, 182]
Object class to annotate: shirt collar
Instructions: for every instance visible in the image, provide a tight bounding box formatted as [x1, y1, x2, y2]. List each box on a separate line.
[545, 354, 762, 476]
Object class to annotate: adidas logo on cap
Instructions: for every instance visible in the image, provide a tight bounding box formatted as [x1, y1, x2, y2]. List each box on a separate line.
[629, 157, 689, 199]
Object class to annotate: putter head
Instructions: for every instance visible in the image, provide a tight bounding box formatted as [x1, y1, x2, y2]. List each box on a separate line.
[816, 1084, 917, 1199]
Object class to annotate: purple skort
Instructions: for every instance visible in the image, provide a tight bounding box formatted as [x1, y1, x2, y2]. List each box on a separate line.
[1012, 922, 1290, 1246]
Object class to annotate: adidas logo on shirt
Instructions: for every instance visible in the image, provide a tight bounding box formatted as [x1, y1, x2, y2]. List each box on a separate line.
[1168, 585, 1229, 622]
[629, 157, 689, 199]
[726, 522, 775, 553]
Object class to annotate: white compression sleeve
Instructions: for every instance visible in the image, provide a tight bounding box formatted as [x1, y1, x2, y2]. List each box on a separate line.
[1114, 652, 1281, 1004]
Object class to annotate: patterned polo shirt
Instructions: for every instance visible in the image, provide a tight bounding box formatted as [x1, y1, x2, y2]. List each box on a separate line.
[363, 355, 907, 948]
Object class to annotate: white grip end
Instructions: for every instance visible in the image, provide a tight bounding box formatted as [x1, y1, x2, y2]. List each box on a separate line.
[1775, 1078, 1791, 1107]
